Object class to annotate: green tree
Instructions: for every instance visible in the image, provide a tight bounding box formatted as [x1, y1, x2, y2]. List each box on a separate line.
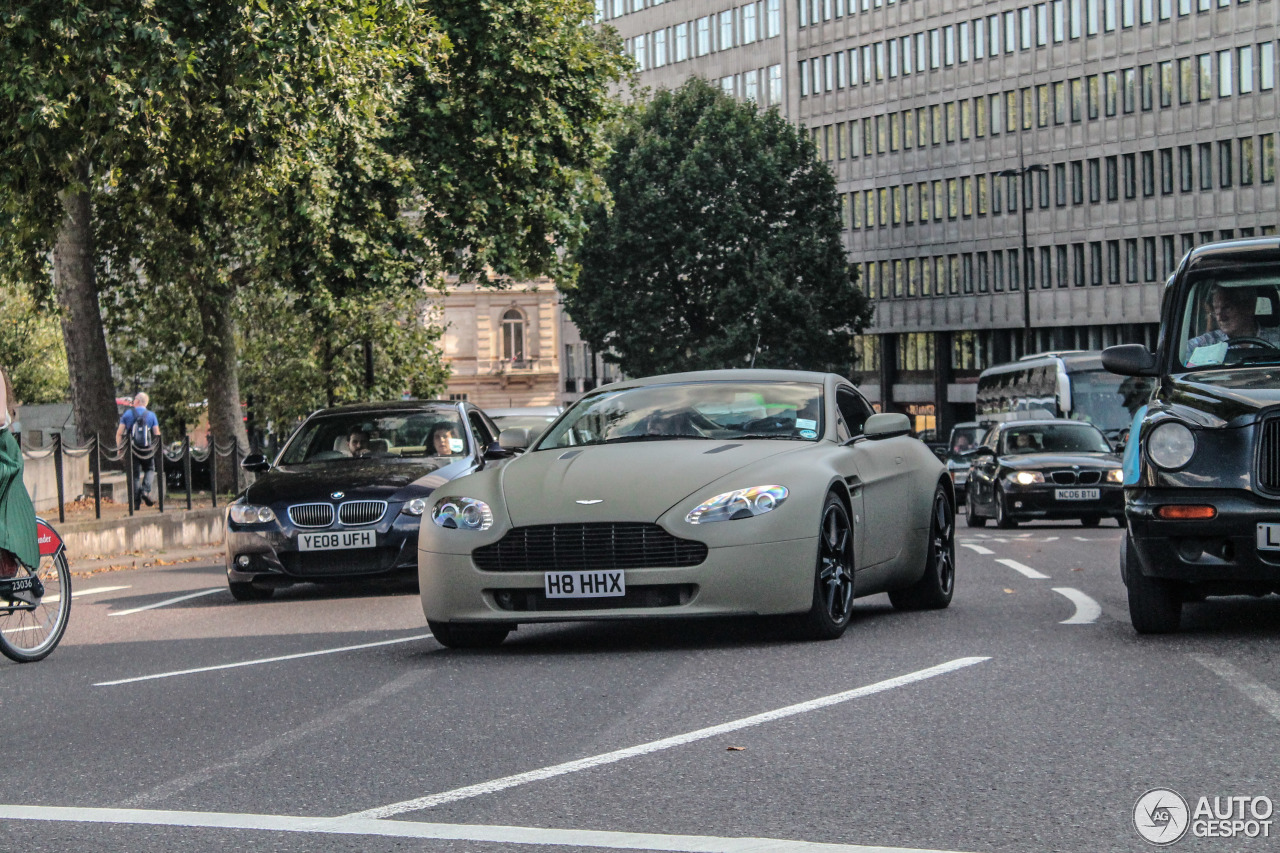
[565, 79, 872, 378]
[0, 284, 70, 405]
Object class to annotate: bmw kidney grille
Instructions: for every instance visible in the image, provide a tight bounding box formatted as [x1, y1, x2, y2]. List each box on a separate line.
[338, 500, 387, 526]
[288, 503, 335, 528]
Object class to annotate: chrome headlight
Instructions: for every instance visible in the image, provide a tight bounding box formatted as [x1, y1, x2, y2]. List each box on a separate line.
[230, 503, 276, 524]
[431, 496, 493, 531]
[685, 485, 788, 524]
[402, 497, 428, 517]
[1147, 421, 1195, 470]
[1008, 471, 1045, 486]
[1106, 469, 1124, 484]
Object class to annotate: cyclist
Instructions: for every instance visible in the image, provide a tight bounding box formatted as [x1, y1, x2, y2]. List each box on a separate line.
[0, 366, 38, 580]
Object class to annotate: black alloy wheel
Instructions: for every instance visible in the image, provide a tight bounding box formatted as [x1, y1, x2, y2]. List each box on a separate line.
[965, 485, 986, 527]
[890, 484, 956, 611]
[798, 493, 856, 640]
[995, 487, 1018, 529]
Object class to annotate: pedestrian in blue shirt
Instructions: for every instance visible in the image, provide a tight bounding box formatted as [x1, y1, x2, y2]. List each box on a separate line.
[116, 392, 161, 509]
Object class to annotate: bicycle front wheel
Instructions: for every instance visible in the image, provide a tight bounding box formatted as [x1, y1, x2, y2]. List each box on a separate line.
[0, 549, 71, 663]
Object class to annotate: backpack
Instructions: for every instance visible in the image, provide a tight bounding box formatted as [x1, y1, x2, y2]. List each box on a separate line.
[129, 409, 153, 449]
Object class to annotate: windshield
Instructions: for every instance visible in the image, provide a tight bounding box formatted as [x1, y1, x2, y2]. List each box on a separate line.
[1068, 370, 1154, 433]
[1001, 423, 1112, 455]
[535, 381, 825, 449]
[278, 410, 467, 464]
[947, 426, 980, 456]
[1177, 271, 1280, 369]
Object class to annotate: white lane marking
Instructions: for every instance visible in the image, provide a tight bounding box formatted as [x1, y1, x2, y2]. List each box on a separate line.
[1051, 587, 1102, 624]
[2, 625, 43, 635]
[109, 588, 222, 617]
[1190, 654, 1280, 724]
[348, 657, 990, 819]
[44, 584, 132, 604]
[960, 543, 995, 555]
[1073, 537, 1092, 542]
[994, 558, 1049, 579]
[95, 634, 433, 686]
[1041, 537, 1059, 542]
[0, 806, 975, 853]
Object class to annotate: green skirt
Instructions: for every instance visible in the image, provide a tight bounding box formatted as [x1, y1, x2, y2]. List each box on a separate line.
[0, 428, 38, 569]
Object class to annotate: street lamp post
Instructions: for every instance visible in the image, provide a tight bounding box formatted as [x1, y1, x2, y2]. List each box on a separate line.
[998, 161, 1048, 357]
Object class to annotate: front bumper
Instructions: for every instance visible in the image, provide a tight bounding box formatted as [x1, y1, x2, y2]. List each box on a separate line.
[1002, 483, 1124, 520]
[419, 537, 818, 624]
[227, 516, 421, 585]
[1126, 488, 1280, 591]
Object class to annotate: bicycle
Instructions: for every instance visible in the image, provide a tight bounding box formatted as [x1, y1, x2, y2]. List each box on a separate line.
[0, 517, 71, 662]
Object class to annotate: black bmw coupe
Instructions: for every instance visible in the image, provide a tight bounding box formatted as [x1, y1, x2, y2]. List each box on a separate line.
[225, 401, 513, 600]
[964, 419, 1124, 528]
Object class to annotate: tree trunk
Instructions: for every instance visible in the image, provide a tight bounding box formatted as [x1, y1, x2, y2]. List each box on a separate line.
[196, 278, 250, 493]
[51, 166, 120, 451]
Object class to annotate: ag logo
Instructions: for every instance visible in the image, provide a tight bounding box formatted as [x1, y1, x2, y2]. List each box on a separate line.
[1135, 788, 1190, 845]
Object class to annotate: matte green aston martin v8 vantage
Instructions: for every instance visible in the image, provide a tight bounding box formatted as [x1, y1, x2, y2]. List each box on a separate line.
[418, 370, 956, 647]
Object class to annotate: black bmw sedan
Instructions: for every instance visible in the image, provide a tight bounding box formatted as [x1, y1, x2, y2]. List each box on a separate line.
[965, 419, 1124, 528]
[225, 401, 511, 600]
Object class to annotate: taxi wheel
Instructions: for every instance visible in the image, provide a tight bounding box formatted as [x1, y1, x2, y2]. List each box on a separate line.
[1123, 536, 1182, 634]
[429, 620, 511, 649]
[228, 581, 273, 601]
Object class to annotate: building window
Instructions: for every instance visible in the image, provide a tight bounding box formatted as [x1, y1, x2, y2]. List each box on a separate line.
[1141, 64, 1154, 109]
[1197, 54, 1212, 101]
[1160, 147, 1174, 194]
[1042, 246, 1055, 288]
[1123, 68, 1136, 112]
[1055, 163, 1068, 206]
[1179, 145, 1193, 191]
[502, 309, 525, 362]
[767, 0, 781, 37]
[1104, 71, 1118, 115]
[1241, 136, 1255, 186]
[1090, 242, 1103, 285]
[1144, 237, 1157, 281]
[1160, 60, 1174, 107]
[1219, 49, 1233, 97]
[674, 23, 689, 62]
[1107, 240, 1120, 283]
[1178, 57, 1193, 104]
[1263, 43, 1276, 91]
[1038, 168, 1050, 208]
[1162, 236, 1176, 279]
[1219, 140, 1233, 187]
[993, 250, 1005, 291]
[696, 17, 711, 55]
[1240, 45, 1254, 94]
[1126, 238, 1139, 282]
[1087, 75, 1100, 119]
[1198, 142, 1213, 189]
[1262, 134, 1275, 184]
[1121, 153, 1135, 198]
[1009, 248, 1021, 291]
[1141, 150, 1155, 196]
[991, 172, 1004, 213]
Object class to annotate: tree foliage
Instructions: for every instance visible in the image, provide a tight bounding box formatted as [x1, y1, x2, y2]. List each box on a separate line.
[0, 285, 69, 405]
[565, 79, 872, 378]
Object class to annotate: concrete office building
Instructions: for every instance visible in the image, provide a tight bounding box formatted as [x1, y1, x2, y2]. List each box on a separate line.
[598, 0, 1278, 435]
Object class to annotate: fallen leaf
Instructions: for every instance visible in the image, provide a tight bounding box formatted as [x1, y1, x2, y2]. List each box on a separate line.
[1003, 588, 1015, 594]
[726, 746, 745, 751]
[1072, 567, 1084, 572]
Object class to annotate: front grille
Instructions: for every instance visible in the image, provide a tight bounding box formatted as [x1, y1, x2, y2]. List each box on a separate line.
[489, 584, 697, 611]
[1077, 471, 1101, 485]
[339, 500, 387, 526]
[1050, 470, 1102, 485]
[1051, 471, 1077, 485]
[288, 503, 334, 528]
[473, 523, 708, 572]
[1260, 418, 1280, 491]
[280, 549, 397, 577]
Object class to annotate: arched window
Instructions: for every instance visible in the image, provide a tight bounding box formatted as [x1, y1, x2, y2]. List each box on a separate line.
[502, 308, 525, 362]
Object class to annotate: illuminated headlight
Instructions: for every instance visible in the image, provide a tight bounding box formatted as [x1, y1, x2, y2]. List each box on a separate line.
[1106, 469, 1124, 484]
[431, 497, 493, 531]
[1008, 471, 1045, 486]
[402, 498, 428, 517]
[1147, 421, 1196, 470]
[685, 485, 788, 524]
[230, 503, 276, 524]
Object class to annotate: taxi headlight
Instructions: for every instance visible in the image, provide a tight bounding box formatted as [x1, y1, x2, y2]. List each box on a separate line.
[685, 485, 788, 524]
[431, 496, 493, 531]
[230, 503, 276, 524]
[1008, 471, 1044, 486]
[1106, 469, 1124, 484]
[1147, 421, 1196, 470]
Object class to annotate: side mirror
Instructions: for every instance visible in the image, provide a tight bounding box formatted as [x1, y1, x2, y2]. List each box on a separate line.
[864, 413, 912, 441]
[931, 446, 948, 462]
[484, 441, 513, 461]
[241, 453, 270, 473]
[1102, 344, 1158, 377]
[498, 427, 531, 452]
[966, 447, 995, 459]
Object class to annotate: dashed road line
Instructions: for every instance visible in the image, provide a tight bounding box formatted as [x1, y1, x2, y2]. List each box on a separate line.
[994, 558, 1049, 580]
[1190, 654, 1280, 724]
[1050, 587, 1102, 624]
[109, 588, 222, 617]
[0, 806, 976, 853]
[346, 657, 991, 819]
[45, 584, 131, 604]
[960, 543, 994, 555]
[94, 634, 434, 686]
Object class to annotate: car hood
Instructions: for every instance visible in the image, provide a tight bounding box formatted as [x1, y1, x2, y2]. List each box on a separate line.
[246, 458, 459, 504]
[1000, 452, 1121, 468]
[1167, 368, 1280, 422]
[500, 440, 805, 526]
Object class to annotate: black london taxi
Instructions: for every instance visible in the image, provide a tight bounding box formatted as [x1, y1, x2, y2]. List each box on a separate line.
[1103, 238, 1280, 633]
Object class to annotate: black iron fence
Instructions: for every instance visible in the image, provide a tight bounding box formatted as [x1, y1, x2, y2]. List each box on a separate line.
[20, 434, 251, 524]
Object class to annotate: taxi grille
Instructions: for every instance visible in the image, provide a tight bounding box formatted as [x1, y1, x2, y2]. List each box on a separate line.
[288, 503, 334, 528]
[473, 523, 708, 572]
[1260, 419, 1280, 491]
[338, 500, 387, 526]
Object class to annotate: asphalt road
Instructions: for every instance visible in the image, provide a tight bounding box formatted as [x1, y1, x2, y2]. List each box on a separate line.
[3, 518, 1279, 853]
